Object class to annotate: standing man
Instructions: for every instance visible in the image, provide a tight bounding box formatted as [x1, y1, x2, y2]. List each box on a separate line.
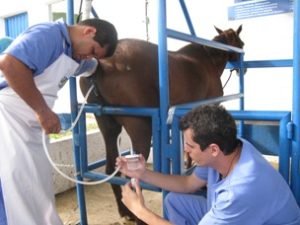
[0, 18, 117, 225]
[116, 104, 300, 225]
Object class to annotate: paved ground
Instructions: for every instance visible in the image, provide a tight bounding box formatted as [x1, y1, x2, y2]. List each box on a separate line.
[56, 182, 162, 225]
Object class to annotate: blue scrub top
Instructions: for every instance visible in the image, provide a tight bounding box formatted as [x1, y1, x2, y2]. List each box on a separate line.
[0, 22, 71, 90]
[194, 139, 300, 224]
[0, 21, 98, 90]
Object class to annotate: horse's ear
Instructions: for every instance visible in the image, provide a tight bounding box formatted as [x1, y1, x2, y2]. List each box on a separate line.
[236, 25, 242, 35]
[214, 26, 223, 34]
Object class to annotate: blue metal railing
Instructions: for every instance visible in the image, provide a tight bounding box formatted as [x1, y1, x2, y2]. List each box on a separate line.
[157, 0, 299, 207]
[65, 1, 300, 224]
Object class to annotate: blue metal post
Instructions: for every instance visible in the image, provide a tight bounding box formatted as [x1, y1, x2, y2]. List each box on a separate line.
[152, 112, 162, 173]
[67, 0, 88, 224]
[158, 0, 170, 175]
[157, 1, 172, 218]
[292, 0, 300, 205]
[279, 113, 291, 182]
[238, 53, 245, 136]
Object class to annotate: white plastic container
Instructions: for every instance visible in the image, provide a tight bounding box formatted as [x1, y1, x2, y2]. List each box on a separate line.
[125, 154, 141, 170]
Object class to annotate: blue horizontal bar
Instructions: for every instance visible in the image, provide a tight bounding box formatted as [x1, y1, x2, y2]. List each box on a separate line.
[102, 106, 159, 117]
[173, 109, 290, 121]
[229, 110, 291, 121]
[167, 94, 243, 123]
[81, 103, 102, 115]
[167, 29, 244, 53]
[81, 104, 159, 117]
[83, 171, 161, 192]
[226, 59, 293, 70]
[244, 59, 292, 68]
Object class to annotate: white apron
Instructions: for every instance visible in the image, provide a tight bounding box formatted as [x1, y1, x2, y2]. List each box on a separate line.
[0, 53, 79, 225]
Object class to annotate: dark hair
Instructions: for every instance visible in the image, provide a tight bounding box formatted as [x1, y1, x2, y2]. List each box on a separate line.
[78, 18, 118, 57]
[179, 104, 239, 155]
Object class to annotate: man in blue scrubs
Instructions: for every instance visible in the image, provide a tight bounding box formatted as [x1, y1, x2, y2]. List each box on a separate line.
[0, 18, 117, 225]
[116, 104, 300, 225]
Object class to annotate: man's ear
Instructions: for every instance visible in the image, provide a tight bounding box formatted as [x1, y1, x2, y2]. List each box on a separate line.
[209, 143, 221, 157]
[83, 26, 96, 37]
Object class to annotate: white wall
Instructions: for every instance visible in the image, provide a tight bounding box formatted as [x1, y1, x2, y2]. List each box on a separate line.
[0, 0, 50, 37]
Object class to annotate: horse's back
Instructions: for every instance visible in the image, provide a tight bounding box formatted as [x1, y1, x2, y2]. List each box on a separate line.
[97, 38, 224, 106]
[96, 39, 160, 107]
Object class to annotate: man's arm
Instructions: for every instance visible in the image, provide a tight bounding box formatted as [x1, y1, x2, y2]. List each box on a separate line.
[0, 54, 61, 134]
[121, 181, 174, 225]
[116, 155, 207, 193]
[142, 169, 206, 193]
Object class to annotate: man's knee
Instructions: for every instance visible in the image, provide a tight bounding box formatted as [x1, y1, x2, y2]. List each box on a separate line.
[164, 192, 182, 210]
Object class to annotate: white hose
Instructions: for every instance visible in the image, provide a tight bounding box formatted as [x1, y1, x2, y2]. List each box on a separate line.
[42, 131, 120, 185]
[42, 84, 123, 185]
[69, 83, 94, 131]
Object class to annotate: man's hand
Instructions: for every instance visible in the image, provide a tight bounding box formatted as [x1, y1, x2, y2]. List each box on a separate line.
[0, 54, 62, 134]
[121, 180, 173, 225]
[121, 179, 145, 215]
[36, 108, 61, 134]
[115, 154, 146, 179]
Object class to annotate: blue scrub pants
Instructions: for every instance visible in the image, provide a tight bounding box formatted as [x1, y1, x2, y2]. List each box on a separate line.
[164, 192, 207, 225]
[0, 180, 7, 225]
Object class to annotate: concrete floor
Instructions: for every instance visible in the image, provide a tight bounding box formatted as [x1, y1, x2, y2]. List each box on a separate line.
[56, 182, 162, 225]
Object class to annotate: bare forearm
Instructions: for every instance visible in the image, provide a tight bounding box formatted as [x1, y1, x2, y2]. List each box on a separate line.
[0, 54, 49, 113]
[141, 169, 198, 193]
[136, 207, 173, 225]
[0, 54, 61, 134]
[7, 73, 49, 113]
[121, 182, 173, 225]
[116, 156, 206, 194]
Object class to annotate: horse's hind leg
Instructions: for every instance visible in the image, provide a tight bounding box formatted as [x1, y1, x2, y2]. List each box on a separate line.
[93, 114, 137, 221]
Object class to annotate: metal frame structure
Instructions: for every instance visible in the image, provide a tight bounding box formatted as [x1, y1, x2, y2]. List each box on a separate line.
[65, 0, 300, 224]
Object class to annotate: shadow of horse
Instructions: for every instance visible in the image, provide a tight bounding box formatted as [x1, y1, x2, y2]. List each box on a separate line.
[79, 25, 244, 224]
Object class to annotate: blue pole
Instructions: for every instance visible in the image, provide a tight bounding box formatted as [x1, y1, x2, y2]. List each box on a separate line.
[292, 0, 300, 205]
[158, 0, 170, 218]
[279, 113, 292, 183]
[179, 0, 196, 36]
[238, 53, 245, 136]
[67, 0, 88, 224]
[158, 0, 170, 173]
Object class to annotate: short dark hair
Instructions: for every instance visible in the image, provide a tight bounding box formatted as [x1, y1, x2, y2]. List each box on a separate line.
[179, 104, 239, 155]
[78, 18, 118, 57]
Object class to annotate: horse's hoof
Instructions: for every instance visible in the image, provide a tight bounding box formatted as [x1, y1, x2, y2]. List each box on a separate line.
[121, 216, 136, 224]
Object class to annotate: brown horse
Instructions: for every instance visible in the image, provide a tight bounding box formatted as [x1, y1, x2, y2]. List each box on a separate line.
[79, 25, 244, 224]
